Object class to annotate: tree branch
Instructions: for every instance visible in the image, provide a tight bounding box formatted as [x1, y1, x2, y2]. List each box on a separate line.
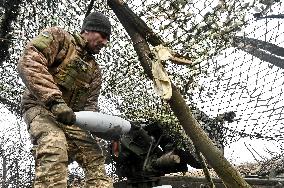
[85, 0, 95, 18]
[233, 36, 284, 69]
[233, 36, 284, 57]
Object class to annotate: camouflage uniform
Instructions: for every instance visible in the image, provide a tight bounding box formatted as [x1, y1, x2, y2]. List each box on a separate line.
[18, 27, 112, 188]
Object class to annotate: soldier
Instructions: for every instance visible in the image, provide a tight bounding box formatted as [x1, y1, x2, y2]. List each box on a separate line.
[18, 11, 113, 188]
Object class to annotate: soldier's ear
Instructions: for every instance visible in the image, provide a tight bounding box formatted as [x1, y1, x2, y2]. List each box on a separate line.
[81, 30, 88, 34]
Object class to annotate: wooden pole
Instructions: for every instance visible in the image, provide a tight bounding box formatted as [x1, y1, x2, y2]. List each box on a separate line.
[107, 0, 252, 187]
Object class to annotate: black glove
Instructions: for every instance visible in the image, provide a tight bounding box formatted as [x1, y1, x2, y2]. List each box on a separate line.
[51, 102, 76, 125]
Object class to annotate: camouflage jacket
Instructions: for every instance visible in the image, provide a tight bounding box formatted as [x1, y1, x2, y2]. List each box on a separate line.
[18, 27, 102, 113]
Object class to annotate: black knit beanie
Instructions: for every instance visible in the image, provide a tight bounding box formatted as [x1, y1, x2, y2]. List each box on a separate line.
[81, 11, 111, 40]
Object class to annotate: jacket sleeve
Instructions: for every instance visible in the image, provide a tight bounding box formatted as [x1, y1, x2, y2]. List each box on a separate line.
[84, 65, 102, 112]
[18, 27, 68, 107]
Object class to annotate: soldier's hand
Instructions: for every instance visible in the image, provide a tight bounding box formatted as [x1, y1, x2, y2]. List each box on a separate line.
[51, 102, 76, 125]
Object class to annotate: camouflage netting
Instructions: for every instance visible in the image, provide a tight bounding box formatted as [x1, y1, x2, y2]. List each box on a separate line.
[0, 0, 284, 183]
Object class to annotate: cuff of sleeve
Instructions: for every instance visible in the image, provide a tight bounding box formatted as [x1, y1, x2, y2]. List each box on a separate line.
[46, 98, 65, 110]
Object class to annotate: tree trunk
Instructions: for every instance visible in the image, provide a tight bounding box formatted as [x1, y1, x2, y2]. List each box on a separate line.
[107, 0, 251, 187]
[0, 0, 22, 65]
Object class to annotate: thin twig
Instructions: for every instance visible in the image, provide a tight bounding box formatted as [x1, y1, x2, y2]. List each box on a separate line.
[196, 149, 216, 188]
[244, 142, 261, 163]
[0, 37, 11, 41]
[170, 56, 192, 65]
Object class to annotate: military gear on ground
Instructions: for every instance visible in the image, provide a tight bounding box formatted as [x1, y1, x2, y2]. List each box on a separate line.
[51, 102, 76, 125]
[111, 121, 202, 179]
[81, 11, 111, 40]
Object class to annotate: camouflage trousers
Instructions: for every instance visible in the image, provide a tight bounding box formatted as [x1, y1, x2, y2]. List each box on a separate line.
[23, 106, 113, 188]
